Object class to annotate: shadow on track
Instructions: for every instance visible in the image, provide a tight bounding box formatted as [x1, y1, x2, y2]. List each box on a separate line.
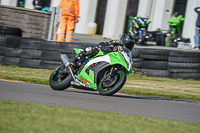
[64, 88, 196, 103]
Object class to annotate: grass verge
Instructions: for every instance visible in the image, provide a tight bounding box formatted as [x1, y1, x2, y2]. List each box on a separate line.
[0, 65, 200, 101]
[0, 100, 199, 133]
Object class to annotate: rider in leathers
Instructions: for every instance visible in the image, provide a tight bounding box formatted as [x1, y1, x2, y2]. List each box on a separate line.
[72, 34, 135, 68]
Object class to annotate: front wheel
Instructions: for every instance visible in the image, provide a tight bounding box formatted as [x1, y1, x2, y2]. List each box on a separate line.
[49, 65, 72, 91]
[97, 70, 126, 96]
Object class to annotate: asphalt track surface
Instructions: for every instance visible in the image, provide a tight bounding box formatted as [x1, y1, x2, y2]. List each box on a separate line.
[0, 80, 200, 124]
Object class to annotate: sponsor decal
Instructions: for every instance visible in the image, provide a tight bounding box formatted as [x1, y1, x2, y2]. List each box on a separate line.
[80, 77, 90, 85]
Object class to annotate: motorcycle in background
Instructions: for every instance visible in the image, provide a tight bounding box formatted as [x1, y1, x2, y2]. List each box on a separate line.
[165, 12, 186, 47]
[129, 16, 151, 44]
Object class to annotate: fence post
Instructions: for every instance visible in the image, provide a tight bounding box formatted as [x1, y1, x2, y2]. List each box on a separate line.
[48, 7, 57, 41]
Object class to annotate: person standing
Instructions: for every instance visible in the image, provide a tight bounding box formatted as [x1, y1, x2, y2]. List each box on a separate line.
[56, 0, 79, 42]
[194, 7, 200, 50]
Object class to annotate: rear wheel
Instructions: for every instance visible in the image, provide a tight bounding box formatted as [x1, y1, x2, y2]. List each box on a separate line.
[49, 65, 72, 90]
[98, 70, 126, 96]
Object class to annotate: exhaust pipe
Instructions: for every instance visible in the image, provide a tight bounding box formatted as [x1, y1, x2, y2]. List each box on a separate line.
[61, 54, 70, 67]
[61, 54, 75, 80]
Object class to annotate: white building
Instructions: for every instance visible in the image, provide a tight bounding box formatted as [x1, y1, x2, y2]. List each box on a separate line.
[1, 0, 200, 46]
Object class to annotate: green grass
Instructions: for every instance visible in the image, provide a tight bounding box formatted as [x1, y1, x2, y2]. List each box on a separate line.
[0, 100, 199, 133]
[123, 73, 200, 101]
[0, 65, 200, 132]
[0, 65, 49, 85]
[0, 65, 200, 101]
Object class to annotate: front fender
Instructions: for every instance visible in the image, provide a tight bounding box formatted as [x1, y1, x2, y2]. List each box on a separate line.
[91, 62, 127, 85]
[90, 62, 111, 85]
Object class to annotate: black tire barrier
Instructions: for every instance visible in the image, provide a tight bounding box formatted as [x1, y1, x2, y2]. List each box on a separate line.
[140, 48, 173, 56]
[0, 46, 3, 55]
[169, 73, 200, 80]
[138, 48, 171, 78]
[168, 50, 200, 79]
[169, 50, 200, 63]
[132, 62, 142, 69]
[132, 47, 200, 79]
[20, 49, 42, 60]
[0, 35, 17, 46]
[40, 41, 60, 51]
[132, 58, 142, 68]
[139, 48, 172, 61]
[168, 62, 200, 69]
[168, 56, 200, 63]
[39, 60, 62, 70]
[140, 54, 169, 61]
[20, 38, 44, 50]
[1, 56, 20, 66]
[0, 55, 2, 63]
[168, 62, 200, 73]
[131, 48, 142, 58]
[169, 50, 200, 57]
[0, 26, 22, 36]
[41, 51, 61, 61]
[4, 36, 21, 48]
[0, 36, 7, 46]
[142, 61, 168, 70]
[0, 36, 5, 46]
[168, 68, 200, 73]
[18, 58, 40, 68]
[0, 36, 199, 80]
[140, 69, 169, 77]
[2, 47, 21, 58]
[168, 65, 200, 73]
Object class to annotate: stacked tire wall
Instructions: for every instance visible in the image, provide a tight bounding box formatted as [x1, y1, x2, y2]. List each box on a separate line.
[140, 48, 170, 77]
[0, 36, 200, 80]
[0, 36, 96, 70]
[168, 51, 200, 79]
[132, 47, 200, 80]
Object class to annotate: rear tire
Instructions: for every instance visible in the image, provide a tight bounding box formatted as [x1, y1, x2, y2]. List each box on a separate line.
[98, 70, 126, 96]
[49, 65, 72, 91]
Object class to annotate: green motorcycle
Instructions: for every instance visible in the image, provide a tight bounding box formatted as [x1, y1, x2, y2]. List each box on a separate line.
[49, 46, 132, 96]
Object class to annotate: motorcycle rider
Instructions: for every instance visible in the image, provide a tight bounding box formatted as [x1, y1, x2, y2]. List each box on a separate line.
[129, 16, 150, 43]
[72, 34, 135, 68]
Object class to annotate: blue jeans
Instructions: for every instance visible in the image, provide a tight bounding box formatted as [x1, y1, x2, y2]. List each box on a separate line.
[194, 26, 200, 47]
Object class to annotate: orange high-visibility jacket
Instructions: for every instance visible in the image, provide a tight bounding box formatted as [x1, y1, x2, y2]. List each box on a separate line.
[59, 0, 79, 20]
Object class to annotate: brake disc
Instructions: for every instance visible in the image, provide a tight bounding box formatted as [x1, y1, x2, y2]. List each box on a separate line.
[103, 75, 118, 88]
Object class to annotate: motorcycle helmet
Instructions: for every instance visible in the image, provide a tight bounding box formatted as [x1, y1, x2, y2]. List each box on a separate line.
[119, 34, 135, 51]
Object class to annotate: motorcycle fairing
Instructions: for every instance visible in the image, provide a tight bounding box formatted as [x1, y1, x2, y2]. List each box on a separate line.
[74, 48, 84, 55]
[75, 51, 129, 90]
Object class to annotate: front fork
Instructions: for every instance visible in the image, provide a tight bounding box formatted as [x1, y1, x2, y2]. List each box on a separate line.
[105, 67, 118, 81]
[110, 67, 118, 77]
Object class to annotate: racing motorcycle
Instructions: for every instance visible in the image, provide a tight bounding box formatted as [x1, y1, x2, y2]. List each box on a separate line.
[49, 46, 132, 96]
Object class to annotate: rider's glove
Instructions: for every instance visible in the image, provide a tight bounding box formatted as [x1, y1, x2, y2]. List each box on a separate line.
[85, 46, 93, 54]
[107, 40, 117, 45]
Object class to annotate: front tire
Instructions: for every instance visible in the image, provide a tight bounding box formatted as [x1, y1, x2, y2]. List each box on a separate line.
[49, 65, 72, 91]
[98, 70, 126, 96]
